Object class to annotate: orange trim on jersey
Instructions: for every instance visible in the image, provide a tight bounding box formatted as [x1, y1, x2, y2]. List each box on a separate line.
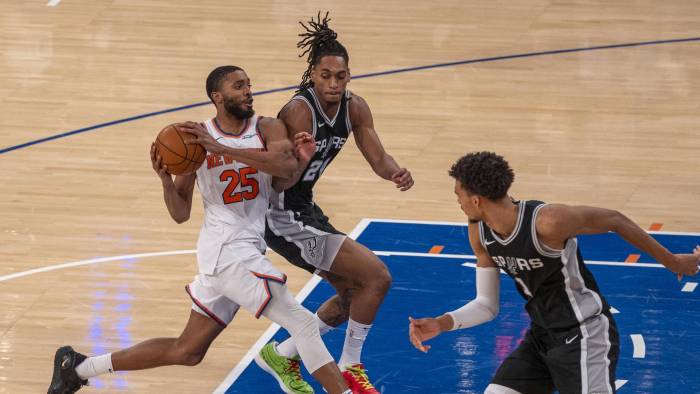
[428, 245, 444, 254]
[648, 223, 663, 231]
[625, 254, 640, 263]
[252, 271, 287, 284]
[251, 271, 288, 319]
[212, 117, 250, 138]
[185, 285, 227, 327]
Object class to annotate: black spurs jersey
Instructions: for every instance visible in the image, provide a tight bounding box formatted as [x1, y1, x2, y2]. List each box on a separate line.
[479, 200, 610, 331]
[278, 88, 352, 210]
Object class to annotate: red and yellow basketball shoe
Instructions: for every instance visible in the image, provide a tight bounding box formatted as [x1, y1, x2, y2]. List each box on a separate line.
[342, 363, 379, 394]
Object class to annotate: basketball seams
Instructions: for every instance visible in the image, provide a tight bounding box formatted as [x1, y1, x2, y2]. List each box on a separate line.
[156, 136, 187, 163]
[156, 124, 204, 175]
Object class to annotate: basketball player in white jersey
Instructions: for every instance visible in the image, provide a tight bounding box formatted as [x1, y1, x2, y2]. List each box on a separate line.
[408, 151, 700, 394]
[48, 66, 352, 394]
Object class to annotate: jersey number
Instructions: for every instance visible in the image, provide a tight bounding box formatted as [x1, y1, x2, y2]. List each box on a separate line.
[220, 167, 259, 204]
[303, 158, 331, 181]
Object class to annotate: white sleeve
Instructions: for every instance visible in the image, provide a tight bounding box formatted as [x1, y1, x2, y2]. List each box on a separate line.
[446, 267, 500, 331]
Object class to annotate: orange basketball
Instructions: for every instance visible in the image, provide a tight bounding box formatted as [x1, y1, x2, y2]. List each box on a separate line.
[155, 123, 206, 175]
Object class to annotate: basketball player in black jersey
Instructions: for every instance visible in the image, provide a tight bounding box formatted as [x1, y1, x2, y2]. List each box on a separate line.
[255, 13, 413, 394]
[408, 152, 700, 394]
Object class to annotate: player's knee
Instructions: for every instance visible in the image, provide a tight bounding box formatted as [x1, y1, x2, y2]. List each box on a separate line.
[172, 343, 207, 366]
[180, 351, 205, 366]
[369, 264, 392, 295]
[288, 307, 320, 339]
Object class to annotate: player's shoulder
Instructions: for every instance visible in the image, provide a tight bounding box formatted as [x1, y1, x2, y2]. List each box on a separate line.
[347, 90, 368, 108]
[257, 115, 281, 128]
[279, 97, 312, 120]
[257, 116, 287, 138]
[347, 90, 371, 121]
[534, 203, 572, 235]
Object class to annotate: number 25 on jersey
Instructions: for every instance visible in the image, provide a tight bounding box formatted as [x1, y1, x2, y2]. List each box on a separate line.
[220, 167, 259, 204]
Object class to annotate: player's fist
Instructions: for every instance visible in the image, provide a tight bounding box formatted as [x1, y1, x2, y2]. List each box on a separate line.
[391, 168, 414, 191]
[672, 245, 700, 279]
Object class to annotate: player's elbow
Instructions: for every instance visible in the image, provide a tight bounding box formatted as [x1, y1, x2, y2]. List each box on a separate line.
[486, 304, 499, 321]
[477, 298, 499, 321]
[173, 214, 189, 224]
[607, 209, 630, 232]
[171, 210, 190, 224]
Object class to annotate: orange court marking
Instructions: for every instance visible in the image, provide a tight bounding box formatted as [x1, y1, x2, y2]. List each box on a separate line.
[625, 254, 641, 263]
[649, 223, 664, 231]
[428, 245, 444, 254]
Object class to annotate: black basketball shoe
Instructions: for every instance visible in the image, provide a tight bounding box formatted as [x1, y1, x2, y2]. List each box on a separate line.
[48, 346, 88, 394]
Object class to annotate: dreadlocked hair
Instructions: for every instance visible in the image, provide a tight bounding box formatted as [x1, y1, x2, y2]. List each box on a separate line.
[296, 11, 349, 92]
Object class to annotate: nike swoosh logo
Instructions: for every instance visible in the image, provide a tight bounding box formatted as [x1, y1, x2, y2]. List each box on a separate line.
[485, 240, 496, 246]
[565, 335, 579, 344]
[317, 122, 325, 128]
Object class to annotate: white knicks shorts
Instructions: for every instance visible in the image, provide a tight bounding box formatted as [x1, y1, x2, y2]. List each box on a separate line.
[186, 242, 287, 327]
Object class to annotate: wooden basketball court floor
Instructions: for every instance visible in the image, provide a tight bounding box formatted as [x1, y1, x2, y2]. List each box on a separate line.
[1, 1, 699, 392]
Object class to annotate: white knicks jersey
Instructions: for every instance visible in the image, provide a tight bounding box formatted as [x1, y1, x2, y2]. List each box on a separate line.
[195, 116, 271, 274]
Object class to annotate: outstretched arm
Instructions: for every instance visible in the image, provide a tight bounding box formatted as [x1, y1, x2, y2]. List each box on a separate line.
[536, 204, 700, 277]
[409, 221, 500, 353]
[350, 95, 413, 191]
[179, 120, 297, 179]
[150, 143, 196, 223]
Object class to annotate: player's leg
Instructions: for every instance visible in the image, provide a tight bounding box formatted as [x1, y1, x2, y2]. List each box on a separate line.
[260, 281, 350, 394]
[211, 250, 350, 394]
[265, 237, 388, 392]
[265, 205, 389, 392]
[110, 310, 223, 370]
[275, 271, 353, 358]
[546, 313, 619, 394]
[315, 271, 353, 326]
[48, 311, 224, 393]
[489, 329, 555, 394]
[327, 237, 392, 368]
[48, 274, 232, 394]
[263, 213, 354, 361]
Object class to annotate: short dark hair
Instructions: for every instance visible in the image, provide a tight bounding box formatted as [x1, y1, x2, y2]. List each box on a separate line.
[449, 151, 514, 200]
[206, 65, 243, 103]
[296, 12, 350, 92]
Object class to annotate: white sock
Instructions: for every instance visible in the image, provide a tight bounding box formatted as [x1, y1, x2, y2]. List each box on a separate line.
[338, 319, 372, 368]
[276, 313, 335, 358]
[75, 353, 114, 380]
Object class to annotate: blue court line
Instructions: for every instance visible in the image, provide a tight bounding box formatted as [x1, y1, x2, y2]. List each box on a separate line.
[2, 36, 699, 155]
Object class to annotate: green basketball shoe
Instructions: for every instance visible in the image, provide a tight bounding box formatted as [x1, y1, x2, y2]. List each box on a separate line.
[254, 342, 314, 394]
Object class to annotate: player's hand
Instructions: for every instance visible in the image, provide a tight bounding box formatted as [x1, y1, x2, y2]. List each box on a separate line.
[179, 121, 222, 154]
[391, 168, 414, 191]
[672, 245, 700, 280]
[408, 316, 442, 353]
[150, 143, 172, 182]
[293, 132, 316, 163]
